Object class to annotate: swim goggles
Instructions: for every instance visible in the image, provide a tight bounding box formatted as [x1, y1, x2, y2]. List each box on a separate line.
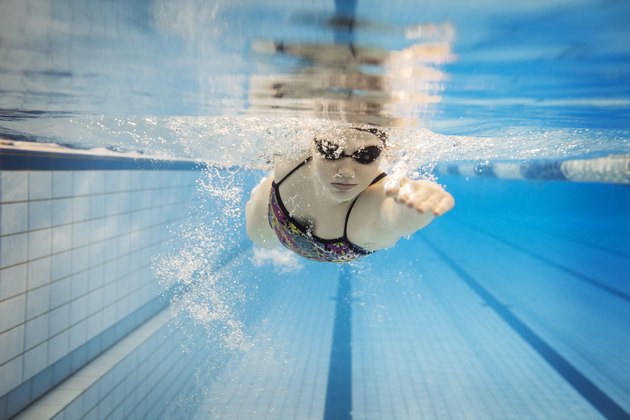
[315, 139, 382, 164]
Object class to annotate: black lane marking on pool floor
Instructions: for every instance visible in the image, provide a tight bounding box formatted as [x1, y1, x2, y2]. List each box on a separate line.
[324, 266, 353, 420]
[508, 218, 630, 260]
[453, 218, 630, 303]
[423, 237, 630, 420]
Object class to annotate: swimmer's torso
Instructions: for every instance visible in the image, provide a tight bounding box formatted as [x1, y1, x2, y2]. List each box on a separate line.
[268, 157, 386, 263]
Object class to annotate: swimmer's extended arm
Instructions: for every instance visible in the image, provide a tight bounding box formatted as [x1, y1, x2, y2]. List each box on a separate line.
[383, 176, 454, 225]
[245, 175, 281, 249]
[352, 177, 454, 249]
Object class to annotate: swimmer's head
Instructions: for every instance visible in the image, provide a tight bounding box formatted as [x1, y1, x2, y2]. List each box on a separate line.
[350, 127, 388, 147]
[310, 127, 386, 202]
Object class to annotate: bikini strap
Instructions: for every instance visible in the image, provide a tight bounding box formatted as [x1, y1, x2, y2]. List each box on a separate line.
[370, 172, 388, 186]
[343, 172, 387, 239]
[276, 156, 313, 186]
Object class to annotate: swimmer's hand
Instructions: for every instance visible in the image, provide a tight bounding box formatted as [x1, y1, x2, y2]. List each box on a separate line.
[385, 177, 454, 217]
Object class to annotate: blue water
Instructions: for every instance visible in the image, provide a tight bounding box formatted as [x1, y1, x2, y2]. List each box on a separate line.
[1, 0, 630, 418]
[1, 0, 629, 156]
[182, 174, 628, 419]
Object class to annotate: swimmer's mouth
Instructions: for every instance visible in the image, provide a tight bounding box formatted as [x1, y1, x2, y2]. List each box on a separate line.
[331, 182, 357, 191]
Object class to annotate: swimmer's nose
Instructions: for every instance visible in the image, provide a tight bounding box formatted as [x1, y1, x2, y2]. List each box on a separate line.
[336, 157, 355, 178]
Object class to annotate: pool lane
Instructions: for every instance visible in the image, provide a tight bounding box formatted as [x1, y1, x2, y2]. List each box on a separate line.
[423, 236, 629, 420]
[417, 214, 630, 418]
[323, 266, 353, 420]
[188, 201, 628, 418]
[351, 239, 605, 419]
[452, 216, 630, 301]
[192, 259, 340, 419]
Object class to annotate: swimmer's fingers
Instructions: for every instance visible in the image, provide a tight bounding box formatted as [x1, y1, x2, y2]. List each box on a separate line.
[384, 176, 407, 198]
[390, 180, 429, 208]
[394, 180, 417, 206]
[387, 179, 454, 217]
[409, 189, 432, 210]
[385, 178, 409, 203]
[433, 194, 455, 216]
[412, 184, 454, 215]
[385, 185, 399, 198]
[394, 189, 410, 205]
[416, 195, 440, 213]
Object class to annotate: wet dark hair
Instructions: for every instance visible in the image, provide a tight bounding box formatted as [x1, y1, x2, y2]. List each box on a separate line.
[351, 127, 388, 146]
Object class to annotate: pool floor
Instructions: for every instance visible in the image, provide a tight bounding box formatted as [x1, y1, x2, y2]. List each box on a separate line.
[190, 195, 630, 419]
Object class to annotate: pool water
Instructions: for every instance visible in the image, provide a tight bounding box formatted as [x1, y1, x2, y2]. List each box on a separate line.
[180, 175, 629, 419]
[1, 0, 629, 419]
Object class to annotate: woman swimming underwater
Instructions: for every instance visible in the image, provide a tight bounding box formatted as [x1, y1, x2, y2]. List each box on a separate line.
[245, 127, 454, 263]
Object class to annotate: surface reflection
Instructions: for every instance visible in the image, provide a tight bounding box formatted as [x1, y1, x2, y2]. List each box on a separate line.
[248, 19, 454, 127]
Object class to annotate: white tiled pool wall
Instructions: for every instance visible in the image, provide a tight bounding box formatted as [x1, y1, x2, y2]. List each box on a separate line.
[18, 310, 208, 420]
[0, 169, 203, 418]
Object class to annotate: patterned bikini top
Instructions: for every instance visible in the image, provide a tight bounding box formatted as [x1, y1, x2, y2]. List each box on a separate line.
[268, 157, 387, 263]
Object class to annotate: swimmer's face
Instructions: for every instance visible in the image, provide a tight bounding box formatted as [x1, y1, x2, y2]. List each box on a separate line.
[311, 128, 384, 202]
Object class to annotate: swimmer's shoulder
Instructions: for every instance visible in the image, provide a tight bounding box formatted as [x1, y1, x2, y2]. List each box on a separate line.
[273, 154, 311, 183]
[349, 175, 398, 250]
[357, 173, 388, 206]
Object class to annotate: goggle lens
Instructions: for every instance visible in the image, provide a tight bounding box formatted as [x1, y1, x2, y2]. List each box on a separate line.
[316, 140, 382, 164]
